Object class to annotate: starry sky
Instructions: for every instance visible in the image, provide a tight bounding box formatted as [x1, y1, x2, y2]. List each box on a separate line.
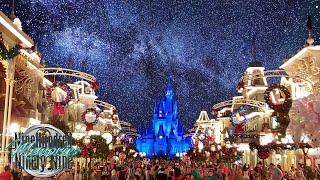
[1, 0, 319, 128]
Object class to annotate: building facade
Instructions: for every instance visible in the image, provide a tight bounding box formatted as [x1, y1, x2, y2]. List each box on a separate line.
[136, 77, 191, 157]
[0, 11, 47, 169]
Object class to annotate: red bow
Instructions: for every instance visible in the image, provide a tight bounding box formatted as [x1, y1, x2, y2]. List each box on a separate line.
[90, 81, 99, 90]
[86, 123, 94, 131]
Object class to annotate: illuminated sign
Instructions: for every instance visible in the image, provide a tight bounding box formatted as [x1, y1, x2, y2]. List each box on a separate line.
[7, 124, 80, 178]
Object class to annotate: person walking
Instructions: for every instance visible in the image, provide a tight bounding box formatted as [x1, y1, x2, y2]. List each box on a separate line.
[269, 163, 283, 180]
[156, 167, 168, 180]
[172, 167, 184, 180]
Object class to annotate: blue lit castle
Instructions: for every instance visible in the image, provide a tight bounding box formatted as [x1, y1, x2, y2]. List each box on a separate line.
[136, 77, 192, 157]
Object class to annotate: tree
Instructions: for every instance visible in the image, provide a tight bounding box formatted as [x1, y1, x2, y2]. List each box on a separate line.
[47, 116, 70, 134]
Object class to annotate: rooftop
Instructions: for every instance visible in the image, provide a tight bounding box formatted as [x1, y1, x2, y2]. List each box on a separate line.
[0, 11, 34, 48]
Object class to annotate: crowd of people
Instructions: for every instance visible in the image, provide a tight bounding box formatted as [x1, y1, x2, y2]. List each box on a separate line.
[88, 159, 320, 180]
[0, 159, 320, 180]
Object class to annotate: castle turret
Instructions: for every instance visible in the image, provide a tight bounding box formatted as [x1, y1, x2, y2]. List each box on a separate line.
[158, 125, 165, 139]
[165, 76, 174, 113]
[136, 76, 191, 157]
[169, 127, 176, 139]
[177, 123, 184, 136]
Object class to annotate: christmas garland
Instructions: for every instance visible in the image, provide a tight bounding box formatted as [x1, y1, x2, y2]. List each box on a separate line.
[264, 84, 292, 114]
[249, 142, 288, 159]
[249, 142, 270, 160]
[264, 84, 292, 134]
[77, 135, 109, 159]
[46, 82, 72, 105]
[219, 151, 243, 163]
[46, 82, 73, 116]
[81, 108, 99, 125]
[257, 149, 270, 160]
[81, 108, 99, 131]
[0, 42, 20, 61]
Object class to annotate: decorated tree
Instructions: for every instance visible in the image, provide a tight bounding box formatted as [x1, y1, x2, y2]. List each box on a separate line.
[78, 135, 109, 159]
[47, 116, 70, 134]
[287, 93, 320, 147]
[0, 35, 20, 60]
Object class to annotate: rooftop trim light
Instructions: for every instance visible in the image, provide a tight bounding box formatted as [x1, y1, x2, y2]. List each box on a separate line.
[279, 46, 320, 69]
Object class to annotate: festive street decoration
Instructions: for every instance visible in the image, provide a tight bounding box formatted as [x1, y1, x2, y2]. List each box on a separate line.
[47, 116, 70, 134]
[219, 147, 243, 163]
[81, 108, 99, 131]
[90, 80, 99, 90]
[264, 84, 292, 113]
[249, 141, 292, 160]
[257, 148, 270, 160]
[46, 82, 72, 104]
[78, 135, 109, 159]
[46, 82, 73, 116]
[264, 84, 292, 133]
[0, 38, 20, 61]
[236, 79, 244, 91]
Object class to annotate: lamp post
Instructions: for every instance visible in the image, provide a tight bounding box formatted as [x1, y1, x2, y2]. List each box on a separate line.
[300, 143, 310, 166]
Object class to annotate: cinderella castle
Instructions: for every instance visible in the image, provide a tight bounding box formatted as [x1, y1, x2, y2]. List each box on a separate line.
[136, 77, 192, 157]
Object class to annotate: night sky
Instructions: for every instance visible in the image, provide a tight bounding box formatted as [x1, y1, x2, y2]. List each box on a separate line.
[1, 0, 319, 128]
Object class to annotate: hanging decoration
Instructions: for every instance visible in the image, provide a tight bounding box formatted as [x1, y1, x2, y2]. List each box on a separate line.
[233, 123, 245, 133]
[264, 84, 292, 114]
[90, 80, 99, 90]
[264, 84, 292, 134]
[221, 146, 236, 159]
[189, 142, 243, 163]
[249, 142, 288, 159]
[219, 147, 243, 163]
[0, 39, 20, 61]
[51, 103, 65, 116]
[211, 108, 219, 118]
[236, 79, 245, 91]
[46, 82, 73, 116]
[257, 149, 270, 160]
[112, 108, 118, 121]
[81, 108, 99, 131]
[77, 135, 109, 159]
[47, 117, 70, 134]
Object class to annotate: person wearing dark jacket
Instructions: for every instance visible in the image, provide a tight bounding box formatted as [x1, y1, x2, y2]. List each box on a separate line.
[156, 168, 168, 180]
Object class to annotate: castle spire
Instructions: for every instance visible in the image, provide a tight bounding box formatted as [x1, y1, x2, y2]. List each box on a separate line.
[9, 0, 16, 21]
[251, 35, 256, 61]
[169, 127, 176, 139]
[166, 75, 173, 96]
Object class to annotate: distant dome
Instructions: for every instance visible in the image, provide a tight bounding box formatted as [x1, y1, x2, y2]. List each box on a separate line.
[248, 61, 263, 67]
